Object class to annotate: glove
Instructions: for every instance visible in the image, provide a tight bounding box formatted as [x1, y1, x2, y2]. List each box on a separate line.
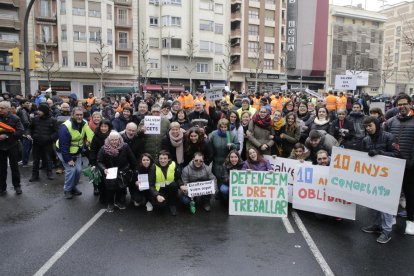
[368, 150, 377, 157]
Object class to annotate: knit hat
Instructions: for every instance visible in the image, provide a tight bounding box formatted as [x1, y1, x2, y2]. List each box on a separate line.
[241, 98, 250, 104]
[38, 104, 50, 116]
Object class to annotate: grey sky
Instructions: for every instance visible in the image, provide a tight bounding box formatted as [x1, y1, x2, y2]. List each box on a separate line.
[332, 0, 410, 11]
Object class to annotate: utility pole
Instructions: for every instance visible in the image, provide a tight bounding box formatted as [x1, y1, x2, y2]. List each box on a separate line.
[137, 2, 141, 94]
[24, 0, 37, 96]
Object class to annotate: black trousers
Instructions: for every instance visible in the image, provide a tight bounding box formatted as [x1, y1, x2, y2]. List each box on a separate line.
[154, 182, 179, 207]
[106, 187, 126, 205]
[0, 144, 21, 191]
[403, 167, 414, 221]
[32, 143, 54, 176]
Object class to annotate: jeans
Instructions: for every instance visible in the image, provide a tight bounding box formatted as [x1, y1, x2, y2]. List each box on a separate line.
[373, 211, 394, 234]
[57, 152, 82, 192]
[0, 145, 21, 191]
[21, 137, 32, 165]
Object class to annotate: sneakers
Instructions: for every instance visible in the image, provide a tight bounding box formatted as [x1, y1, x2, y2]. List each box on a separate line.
[190, 200, 196, 214]
[64, 191, 73, 199]
[133, 200, 141, 207]
[106, 204, 114, 213]
[15, 187, 22, 195]
[377, 232, 392, 244]
[71, 187, 82, 196]
[361, 225, 382, 234]
[146, 201, 153, 212]
[405, 221, 414, 235]
[114, 202, 126, 210]
[169, 205, 177, 216]
[203, 202, 211, 212]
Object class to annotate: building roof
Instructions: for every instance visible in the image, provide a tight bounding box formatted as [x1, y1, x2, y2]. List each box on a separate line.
[331, 5, 387, 22]
[380, 1, 412, 12]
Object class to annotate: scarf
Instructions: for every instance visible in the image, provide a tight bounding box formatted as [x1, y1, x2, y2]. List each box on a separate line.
[103, 133, 125, 157]
[273, 117, 285, 131]
[169, 128, 185, 164]
[89, 119, 97, 132]
[230, 123, 236, 131]
[314, 117, 329, 126]
[217, 129, 227, 137]
[252, 112, 272, 130]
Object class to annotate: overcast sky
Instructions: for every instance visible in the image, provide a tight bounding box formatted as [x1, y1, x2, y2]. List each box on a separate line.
[332, 0, 410, 11]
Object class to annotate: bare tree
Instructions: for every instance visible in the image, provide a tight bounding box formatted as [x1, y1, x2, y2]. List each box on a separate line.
[381, 46, 394, 94]
[137, 32, 152, 90]
[279, 50, 288, 87]
[184, 34, 197, 92]
[92, 32, 110, 99]
[220, 36, 237, 87]
[250, 40, 264, 93]
[40, 44, 60, 89]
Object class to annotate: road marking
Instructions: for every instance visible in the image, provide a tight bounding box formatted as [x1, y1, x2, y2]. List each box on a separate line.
[33, 209, 106, 276]
[282, 217, 295, 233]
[292, 211, 335, 276]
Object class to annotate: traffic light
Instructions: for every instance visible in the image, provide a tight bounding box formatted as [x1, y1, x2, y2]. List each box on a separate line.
[30, 50, 42, 70]
[8, 47, 20, 69]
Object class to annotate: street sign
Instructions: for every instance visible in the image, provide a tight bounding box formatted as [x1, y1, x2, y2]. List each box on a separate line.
[334, 75, 357, 90]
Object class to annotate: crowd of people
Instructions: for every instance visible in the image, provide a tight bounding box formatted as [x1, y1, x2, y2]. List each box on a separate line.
[0, 88, 412, 244]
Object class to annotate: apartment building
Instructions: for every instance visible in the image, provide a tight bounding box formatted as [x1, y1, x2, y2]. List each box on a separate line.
[0, 0, 25, 95]
[327, 5, 385, 94]
[381, 1, 414, 95]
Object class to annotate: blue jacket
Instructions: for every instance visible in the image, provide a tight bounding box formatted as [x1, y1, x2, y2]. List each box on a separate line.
[57, 118, 87, 162]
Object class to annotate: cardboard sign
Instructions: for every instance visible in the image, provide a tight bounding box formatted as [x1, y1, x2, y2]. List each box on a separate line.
[229, 170, 288, 218]
[265, 155, 311, 203]
[205, 89, 222, 101]
[144, 116, 161, 134]
[293, 165, 356, 220]
[187, 180, 215, 197]
[334, 75, 357, 90]
[327, 147, 405, 215]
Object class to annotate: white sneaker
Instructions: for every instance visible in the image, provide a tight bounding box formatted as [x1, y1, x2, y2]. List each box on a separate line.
[405, 220, 414, 235]
[400, 197, 407, 209]
[133, 200, 140, 207]
[146, 201, 153, 212]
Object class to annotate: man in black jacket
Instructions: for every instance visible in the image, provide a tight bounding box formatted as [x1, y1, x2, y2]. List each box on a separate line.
[29, 104, 59, 181]
[0, 101, 24, 195]
[17, 99, 32, 167]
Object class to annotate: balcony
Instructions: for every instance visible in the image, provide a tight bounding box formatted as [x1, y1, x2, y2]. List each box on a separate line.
[116, 65, 133, 72]
[231, 10, 241, 21]
[116, 41, 133, 51]
[0, 15, 20, 30]
[0, 0, 19, 7]
[231, 46, 241, 55]
[115, 19, 132, 28]
[114, 0, 132, 6]
[35, 13, 57, 23]
[36, 37, 58, 47]
[231, 29, 241, 38]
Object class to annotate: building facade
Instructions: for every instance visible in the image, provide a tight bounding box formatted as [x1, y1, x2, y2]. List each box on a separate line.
[327, 5, 385, 95]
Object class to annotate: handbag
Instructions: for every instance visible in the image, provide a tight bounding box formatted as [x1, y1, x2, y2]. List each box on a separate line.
[118, 168, 134, 189]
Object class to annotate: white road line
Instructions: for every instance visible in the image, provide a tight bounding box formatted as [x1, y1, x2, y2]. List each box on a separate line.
[282, 217, 295, 233]
[291, 211, 335, 276]
[33, 209, 106, 276]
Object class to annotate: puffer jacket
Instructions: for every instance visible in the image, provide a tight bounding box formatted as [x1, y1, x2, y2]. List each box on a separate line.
[0, 113, 24, 151]
[362, 130, 399, 158]
[30, 114, 58, 145]
[138, 116, 170, 158]
[181, 161, 216, 185]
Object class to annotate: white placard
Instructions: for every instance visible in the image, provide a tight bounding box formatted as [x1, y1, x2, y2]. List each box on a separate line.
[281, 85, 288, 91]
[205, 89, 222, 101]
[327, 147, 405, 215]
[305, 88, 324, 99]
[187, 180, 215, 197]
[144, 116, 161, 134]
[346, 70, 369, 86]
[335, 75, 357, 90]
[293, 165, 356, 220]
[138, 174, 149, 191]
[106, 167, 118, 180]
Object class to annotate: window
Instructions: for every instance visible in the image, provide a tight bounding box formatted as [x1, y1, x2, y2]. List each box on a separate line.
[169, 64, 178, 71]
[214, 63, 222, 72]
[265, 10, 275, 21]
[60, 0, 66, 14]
[248, 42, 258, 52]
[395, 53, 399, 63]
[395, 39, 401, 51]
[61, 26, 67, 41]
[42, 50, 53, 64]
[162, 0, 182, 5]
[149, 0, 160, 5]
[0, 32, 19, 42]
[396, 26, 401, 37]
[41, 25, 51, 42]
[215, 3, 223, 14]
[162, 16, 181, 27]
[88, 2, 101, 18]
[266, 0, 275, 4]
[248, 25, 259, 36]
[249, 9, 259, 19]
[200, 40, 213, 52]
[265, 26, 275, 37]
[149, 37, 159, 48]
[118, 9, 128, 25]
[162, 37, 182, 49]
[119, 56, 129, 67]
[89, 30, 101, 42]
[197, 63, 208, 73]
[72, 7, 86, 16]
[62, 51, 68, 67]
[150, 16, 159, 26]
[74, 52, 87, 67]
[215, 23, 223, 34]
[118, 32, 128, 47]
[108, 54, 113, 68]
[107, 29, 112, 44]
[40, 0, 50, 17]
[372, 21, 379, 28]
[215, 43, 223, 54]
[200, 20, 214, 31]
[264, 59, 273, 70]
[107, 4, 112, 20]
[73, 26, 86, 41]
[200, 0, 214, 10]
[336, 16, 344, 23]
[264, 43, 274, 54]
[148, 59, 159, 69]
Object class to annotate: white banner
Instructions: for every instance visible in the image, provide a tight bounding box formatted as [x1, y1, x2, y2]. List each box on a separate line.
[205, 89, 222, 101]
[327, 147, 405, 215]
[229, 170, 288, 217]
[187, 180, 215, 198]
[335, 75, 357, 90]
[305, 88, 324, 99]
[281, 85, 288, 91]
[144, 116, 161, 134]
[346, 70, 369, 86]
[293, 165, 356, 220]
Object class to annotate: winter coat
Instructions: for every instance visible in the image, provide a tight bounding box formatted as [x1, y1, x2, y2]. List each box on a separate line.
[362, 130, 399, 158]
[310, 118, 331, 133]
[161, 131, 184, 165]
[29, 114, 58, 145]
[230, 125, 244, 155]
[183, 140, 213, 167]
[282, 124, 301, 157]
[305, 130, 339, 164]
[148, 160, 182, 197]
[347, 112, 367, 150]
[241, 159, 272, 171]
[121, 132, 143, 159]
[89, 131, 109, 166]
[384, 114, 414, 168]
[329, 118, 355, 148]
[181, 161, 216, 185]
[112, 114, 132, 132]
[138, 116, 170, 158]
[188, 110, 213, 134]
[247, 120, 275, 155]
[297, 112, 314, 142]
[221, 162, 244, 184]
[17, 107, 31, 131]
[0, 113, 24, 151]
[208, 130, 240, 179]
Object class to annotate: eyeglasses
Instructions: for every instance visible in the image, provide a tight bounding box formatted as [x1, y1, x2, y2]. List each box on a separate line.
[397, 103, 410, 107]
[194, 159, 204, 163]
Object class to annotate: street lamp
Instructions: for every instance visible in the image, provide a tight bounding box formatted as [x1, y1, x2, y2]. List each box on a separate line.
[300, 42, 313, 92]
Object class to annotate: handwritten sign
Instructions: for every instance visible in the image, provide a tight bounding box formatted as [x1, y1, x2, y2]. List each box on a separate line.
[138, 174, 149, 191]
[229, 170, 288, 217]
[144, 116, 161, 134]
[334, 75, 357, 90]
[293, 165, 356, 220]
[187, 180, 215, 197]
[327, 147, 405, 215]
[205, 89, 222, 101]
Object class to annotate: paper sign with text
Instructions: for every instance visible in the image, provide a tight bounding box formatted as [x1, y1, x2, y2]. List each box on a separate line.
[327, 147, 405, 215]
[265, 155, 311, 203]
[229, 170, 288, 217]
[293, 165, 356, 220]
[144, 116, 161, 134]
[187, 180, 215, 197]
[205, 89, 222, 101]
[335, 75, 357, 90]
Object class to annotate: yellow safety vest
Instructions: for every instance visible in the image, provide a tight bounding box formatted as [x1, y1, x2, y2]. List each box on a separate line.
[155, 162, 176, 191]
[56, 120, 94, 154]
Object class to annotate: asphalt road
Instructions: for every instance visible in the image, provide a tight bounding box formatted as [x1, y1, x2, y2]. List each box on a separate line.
[0, 165, 413, 276]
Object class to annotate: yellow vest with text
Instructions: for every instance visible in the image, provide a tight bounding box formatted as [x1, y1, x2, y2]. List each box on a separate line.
[56, 120, 94, 154]
[155, 162, 176, 191]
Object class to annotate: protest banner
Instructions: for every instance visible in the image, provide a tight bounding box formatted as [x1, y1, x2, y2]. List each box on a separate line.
[327, 147, 406, 215]
[265, 155, 311, 202]
[187, 180, 215, 198]
[144, 116, 161, 134]
[229, 170, 288, 217]
[205, 89, 222, 102]
[335, 75, 357, 90]
[293, 165, 356, 220]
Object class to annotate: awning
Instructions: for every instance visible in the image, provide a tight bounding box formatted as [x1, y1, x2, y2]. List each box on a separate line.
[144, 84, 185, 92]
[145, 84, 162, 91]
[104, 86, 135, 94]
[166, 85, 185, 92]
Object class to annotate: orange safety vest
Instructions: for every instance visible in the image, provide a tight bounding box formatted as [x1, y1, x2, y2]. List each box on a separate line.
[337, 96, 347, 111]
[86, 97, 95, 105]
[252, 97, 261, 111]
[270, 98, 283, 113]
[325, 95, 337, 111]
[178, 95, 186, 108]
[184, 94, 194, 109]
